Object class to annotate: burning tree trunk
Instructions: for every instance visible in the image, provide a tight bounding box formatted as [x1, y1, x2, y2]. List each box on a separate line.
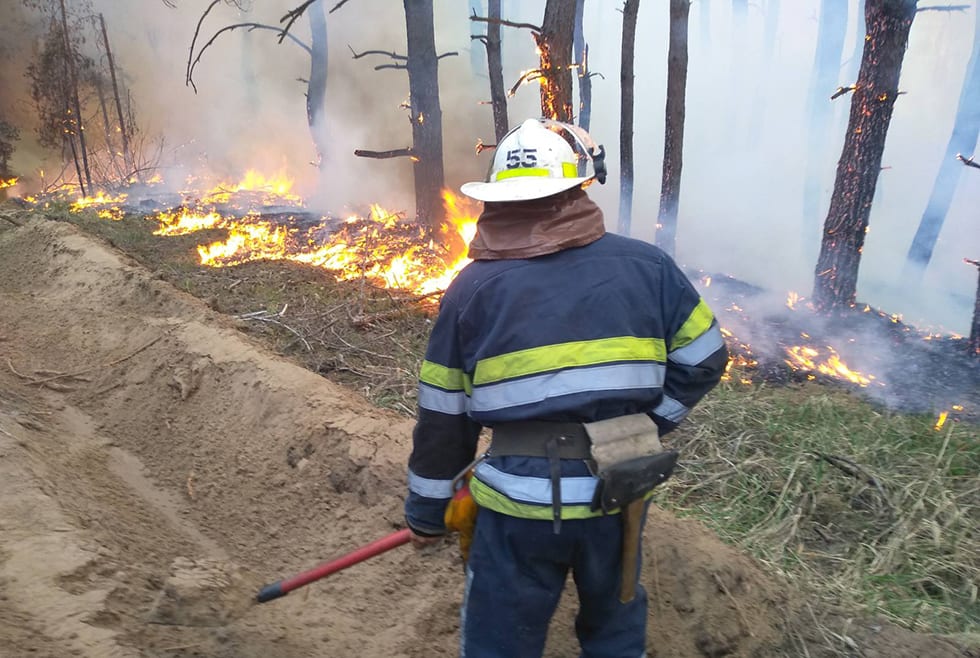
[656, 0, 690, 257]
[404, 0, 447, 228]
[619, 0, 640, 236]
[903, 4, 980, 279]
[538, 0, 576, 122]
[803, 0, 848, 240]
[307, 0, 329, 171]
[812, 0, 918, 312]
[573, 0, 593, 131]
[0, 118, 17, 202]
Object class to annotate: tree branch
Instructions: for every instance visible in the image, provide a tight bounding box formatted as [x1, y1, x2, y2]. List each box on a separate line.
[438, 51, 459, 60]
[330, 0, 355, 13]
[354, 148, 415, 159]
[469, 13, 541, 33]
[831, 85, 857, 100]
[187, 0, 223, 91]
[917, 4, 970, 12]
[188, 23, 312, 91]
[957, 153, 980, 169]
[279, 0, 321, 42]
[348, 46, 408, 61]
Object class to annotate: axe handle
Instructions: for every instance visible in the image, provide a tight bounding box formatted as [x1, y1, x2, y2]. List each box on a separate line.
[619, 499, 645, 603]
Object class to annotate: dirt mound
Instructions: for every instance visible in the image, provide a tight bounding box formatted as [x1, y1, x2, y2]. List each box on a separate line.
[0, 219, 973, 657]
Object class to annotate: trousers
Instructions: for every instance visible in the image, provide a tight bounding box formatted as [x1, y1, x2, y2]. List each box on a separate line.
[460, 507, 648, 658]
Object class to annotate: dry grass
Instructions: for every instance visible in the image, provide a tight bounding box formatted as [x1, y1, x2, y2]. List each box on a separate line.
[659, 375, 979, 635]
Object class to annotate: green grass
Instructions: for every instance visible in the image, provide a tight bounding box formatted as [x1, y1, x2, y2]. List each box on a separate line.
[658, 375, 979, 635]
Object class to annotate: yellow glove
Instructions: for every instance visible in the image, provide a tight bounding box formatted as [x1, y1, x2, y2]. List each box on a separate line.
[443, 471, 478, 562]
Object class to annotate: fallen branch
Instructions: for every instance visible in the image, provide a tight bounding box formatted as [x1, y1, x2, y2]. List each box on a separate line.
[7, 334, 166, 386]
[814, 452, 894, 511]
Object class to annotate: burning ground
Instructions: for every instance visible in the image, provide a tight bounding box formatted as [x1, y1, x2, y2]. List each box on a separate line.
[0, 193, 977, 656]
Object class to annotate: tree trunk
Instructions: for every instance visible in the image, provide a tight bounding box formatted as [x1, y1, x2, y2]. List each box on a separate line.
[971, 262, 980, 356]
[656, 0, 690, 257]
[539, 0, 576, 122]
[803, 0, 848, 240]
[404, 0, 446, 228]
[903, 4, 980, 278]
[307, 0, 329, 171]
[59, 0, 92, 194]
[573, 0, 592, 131]
[812, 0, 917, 312]
[99, 14, 134, 181]
[486, 0, 508, 142]
[618, 0, 640, 236]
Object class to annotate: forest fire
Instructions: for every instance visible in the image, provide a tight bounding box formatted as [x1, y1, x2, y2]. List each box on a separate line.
[196, 170, 303, 208]
[783, 344, 876, 387]
[0, 177, 17, 189]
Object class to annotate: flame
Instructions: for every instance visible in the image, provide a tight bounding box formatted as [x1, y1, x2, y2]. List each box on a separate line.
[199, 169, 302, 207]
[0, 177, 18, 190]
[70, 191, 127, 212]
[153, 209, 224, 236]
[934, 411, 948, 431]
[784, 345, 875, 387]
[786, 291, 801, 310]
[190, 191, 479, 298]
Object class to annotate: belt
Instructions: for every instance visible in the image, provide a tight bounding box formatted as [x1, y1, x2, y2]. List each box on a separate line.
[489, 421, 592, 459]
[489, 421, 594, 534]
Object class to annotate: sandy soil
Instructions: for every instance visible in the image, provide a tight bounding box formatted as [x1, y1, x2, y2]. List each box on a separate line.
[0, 219, 974, 658]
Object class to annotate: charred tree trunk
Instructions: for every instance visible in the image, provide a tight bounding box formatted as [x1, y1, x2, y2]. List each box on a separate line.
[307, 0, 329, 171]
[405, 0, 446, 228]
[969, 265, 980, 355]
[656, 0, 691, 257]
[803, 0, 849, 240]
[812, 0, 917, 312]
[59, 0, 92, 194]
[619, 0, 640, 236]
[538, 0, 576, 122]
[99, 14, 133, 180]
[574, 0, 592, 131]
[903, 4, 980, 278]
[486, 0, 508, 142]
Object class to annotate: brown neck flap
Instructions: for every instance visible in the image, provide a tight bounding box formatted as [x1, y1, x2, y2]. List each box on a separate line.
[467, 187, 606, 261]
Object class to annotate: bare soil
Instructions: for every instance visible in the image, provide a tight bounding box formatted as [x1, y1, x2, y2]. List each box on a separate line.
[0, 218, 975, 658]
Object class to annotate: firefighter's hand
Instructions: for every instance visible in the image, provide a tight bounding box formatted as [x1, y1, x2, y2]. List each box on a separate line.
[409, 529, 443, 549]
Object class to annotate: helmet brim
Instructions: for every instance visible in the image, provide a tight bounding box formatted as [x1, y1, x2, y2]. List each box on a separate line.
[460, 176, 591, 202]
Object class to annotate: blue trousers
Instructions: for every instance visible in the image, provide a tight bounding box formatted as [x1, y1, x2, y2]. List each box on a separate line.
[461, 508, 648, 658]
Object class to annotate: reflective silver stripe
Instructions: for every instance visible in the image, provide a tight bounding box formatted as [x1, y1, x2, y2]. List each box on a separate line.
[469, 362, 666, 413]
[418, 383, 469, 415]
[669, 324, 725, 366]
[652, 394, 690, 424]
[474, 462, 598, 505]
[408, 468, 454, 498]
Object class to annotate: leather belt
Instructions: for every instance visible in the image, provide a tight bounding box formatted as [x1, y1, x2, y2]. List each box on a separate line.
[489, 420, 594, 534]
[489, 420, 592, 460]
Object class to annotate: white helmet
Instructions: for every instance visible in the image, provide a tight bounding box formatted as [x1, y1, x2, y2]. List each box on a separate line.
[461, 118, 607, 202]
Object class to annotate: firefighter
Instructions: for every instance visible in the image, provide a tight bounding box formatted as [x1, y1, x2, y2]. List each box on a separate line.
[405, 118, 728, 658]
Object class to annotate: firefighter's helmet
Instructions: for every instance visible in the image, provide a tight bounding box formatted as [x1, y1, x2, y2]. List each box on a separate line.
[461, 118, 607, 202]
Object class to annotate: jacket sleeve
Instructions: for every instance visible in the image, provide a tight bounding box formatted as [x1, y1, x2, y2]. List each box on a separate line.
[404, 295, 482, 535]
[650, 260, 729, 435]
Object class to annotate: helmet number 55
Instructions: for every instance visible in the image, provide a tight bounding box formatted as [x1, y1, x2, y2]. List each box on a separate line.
[505, 148, 538, 169]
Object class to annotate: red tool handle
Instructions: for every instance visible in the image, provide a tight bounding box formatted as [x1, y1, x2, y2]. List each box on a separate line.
[256, 528, 412, 603]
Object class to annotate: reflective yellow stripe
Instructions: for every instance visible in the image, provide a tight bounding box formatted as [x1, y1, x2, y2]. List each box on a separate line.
[561, 162, 578, 177]
[670, 299, 715, 352]
[495, 167, 549, 181]
[473, 336, 666, 386]
[420, 360, 472, 394]
[470, 478, 609, 519]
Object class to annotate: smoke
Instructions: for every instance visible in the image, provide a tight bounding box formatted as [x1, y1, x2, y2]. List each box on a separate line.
[1, 1, 977, 336]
